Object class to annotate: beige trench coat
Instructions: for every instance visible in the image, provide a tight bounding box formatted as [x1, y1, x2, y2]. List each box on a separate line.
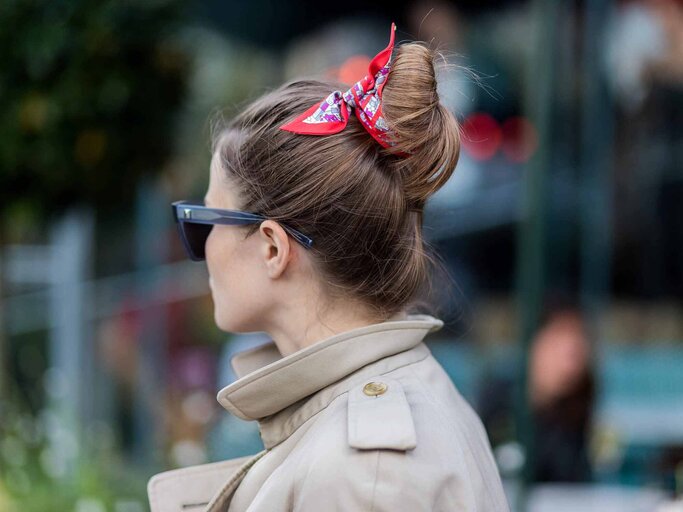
[147, 313, 510, 511]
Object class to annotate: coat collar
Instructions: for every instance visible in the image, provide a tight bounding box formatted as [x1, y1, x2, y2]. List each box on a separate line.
[216, 312, 444, 448]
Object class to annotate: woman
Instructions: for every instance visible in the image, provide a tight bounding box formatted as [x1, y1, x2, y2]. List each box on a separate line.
[149, 23, 509, 512]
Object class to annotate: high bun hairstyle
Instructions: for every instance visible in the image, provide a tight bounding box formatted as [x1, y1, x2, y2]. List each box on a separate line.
[210, 39, 461, 319]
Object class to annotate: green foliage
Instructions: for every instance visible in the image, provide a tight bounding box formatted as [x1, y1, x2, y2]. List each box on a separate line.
[0, 396, 148, 511]
[0, 0, 191, 222]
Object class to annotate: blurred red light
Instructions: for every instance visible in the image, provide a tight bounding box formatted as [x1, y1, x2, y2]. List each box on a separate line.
[461, 112, 502, 161]
[501, 116, 538, 163]
[338, 55, 372, 85]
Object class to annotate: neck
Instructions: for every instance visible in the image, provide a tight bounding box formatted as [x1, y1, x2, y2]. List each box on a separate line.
[263, 296, 396, 357]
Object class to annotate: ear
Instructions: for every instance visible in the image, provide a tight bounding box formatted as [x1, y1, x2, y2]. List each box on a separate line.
[258, 220, 294, 278]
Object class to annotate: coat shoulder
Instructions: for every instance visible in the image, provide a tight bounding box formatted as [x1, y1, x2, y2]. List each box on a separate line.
[283, 364, 510, 511]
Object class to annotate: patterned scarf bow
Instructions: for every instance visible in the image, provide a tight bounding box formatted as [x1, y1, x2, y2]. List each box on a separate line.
[280, 23, 398, 149]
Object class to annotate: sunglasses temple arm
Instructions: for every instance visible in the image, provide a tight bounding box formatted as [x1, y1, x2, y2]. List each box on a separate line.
[282, 226, 313, 249]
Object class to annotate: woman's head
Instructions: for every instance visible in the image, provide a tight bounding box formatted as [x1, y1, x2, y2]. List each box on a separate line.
[205, 39, 461, 334]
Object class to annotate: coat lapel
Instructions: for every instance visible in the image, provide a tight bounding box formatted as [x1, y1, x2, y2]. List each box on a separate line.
[204, 449, 268, 511]
[147, 450, 268, 512]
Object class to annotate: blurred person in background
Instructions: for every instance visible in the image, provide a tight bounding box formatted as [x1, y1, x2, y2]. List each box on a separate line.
[148, 23, 509, 512]
[479, 293, 595, 483]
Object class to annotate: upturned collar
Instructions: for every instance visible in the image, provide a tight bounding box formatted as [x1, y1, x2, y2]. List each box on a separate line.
[215, 313, 443, 447]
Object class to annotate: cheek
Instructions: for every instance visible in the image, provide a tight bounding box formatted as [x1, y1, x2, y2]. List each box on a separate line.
[205, 227, 234, 281]
[206, 231, 268, 331]
[206, 227, 252, 292]
[204, 227, 219, 273]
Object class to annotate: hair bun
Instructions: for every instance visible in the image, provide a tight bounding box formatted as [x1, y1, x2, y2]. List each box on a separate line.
[382, 42, 461, 209]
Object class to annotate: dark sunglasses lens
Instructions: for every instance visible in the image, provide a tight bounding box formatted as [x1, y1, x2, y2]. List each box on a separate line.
[180, 221, 212, 260]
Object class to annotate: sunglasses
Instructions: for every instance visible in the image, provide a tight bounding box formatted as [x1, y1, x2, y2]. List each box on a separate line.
[171, 200, 314, 261]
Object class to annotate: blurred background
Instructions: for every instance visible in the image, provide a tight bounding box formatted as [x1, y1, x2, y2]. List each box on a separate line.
[1, 0, 682, 511]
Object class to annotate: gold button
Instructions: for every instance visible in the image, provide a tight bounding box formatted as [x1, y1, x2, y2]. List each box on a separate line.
[363, 382, 388, 397]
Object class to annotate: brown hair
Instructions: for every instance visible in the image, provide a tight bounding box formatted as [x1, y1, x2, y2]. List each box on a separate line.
[210, 41, 461, 319]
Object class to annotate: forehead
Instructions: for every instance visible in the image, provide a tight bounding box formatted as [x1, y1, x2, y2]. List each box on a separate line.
[207, 149, 239, 208]
[210, 149, 222, 178]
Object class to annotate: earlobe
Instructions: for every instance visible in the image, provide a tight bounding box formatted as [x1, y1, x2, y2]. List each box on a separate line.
[259, 220, 292, 279]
